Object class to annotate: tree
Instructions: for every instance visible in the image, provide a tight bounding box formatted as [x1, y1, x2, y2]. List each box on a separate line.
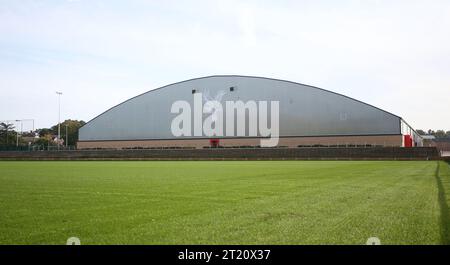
[434, 130, 447, 138]
[423, 129, 450, 138]
[34, 133, 54, 147]
[50, 120, 86, 146]
[38, 128, 55, 138]
[0, 122, 16, 146]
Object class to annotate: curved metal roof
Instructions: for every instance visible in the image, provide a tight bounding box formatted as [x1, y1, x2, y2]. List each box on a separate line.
[79, 75, 402, 141]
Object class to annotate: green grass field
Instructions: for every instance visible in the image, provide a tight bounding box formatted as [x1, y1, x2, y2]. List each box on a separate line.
[0, 161, 449, 245]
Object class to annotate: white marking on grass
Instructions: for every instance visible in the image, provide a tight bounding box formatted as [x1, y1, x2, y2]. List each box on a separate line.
[366, 237, 381, 245]
[66, 237, 81, 245]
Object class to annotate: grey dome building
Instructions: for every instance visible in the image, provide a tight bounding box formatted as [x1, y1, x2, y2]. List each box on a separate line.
[77, 75, 422, 149]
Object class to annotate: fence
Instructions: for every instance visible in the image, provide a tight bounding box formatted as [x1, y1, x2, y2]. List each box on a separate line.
[0, 147, 440, 161]
[0, 146, 31, 152]
[0, 145, 77, 152]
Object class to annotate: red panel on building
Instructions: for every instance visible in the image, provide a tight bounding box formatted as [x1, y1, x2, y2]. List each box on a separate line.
[209, 138, 220, 148]
[404, 135, 413, 147]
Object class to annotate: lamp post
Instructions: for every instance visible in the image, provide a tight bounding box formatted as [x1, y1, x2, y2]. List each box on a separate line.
[15, 120, 22, 147]
[66, 124, 68, 148]
[15, 119, 35, 147]
[56, 91, 63, 149]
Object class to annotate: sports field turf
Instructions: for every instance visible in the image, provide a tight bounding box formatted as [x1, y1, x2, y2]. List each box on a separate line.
[0, 161, 449, 245]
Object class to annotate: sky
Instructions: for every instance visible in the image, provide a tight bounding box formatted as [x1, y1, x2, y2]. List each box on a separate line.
[0, 0, 449, 131]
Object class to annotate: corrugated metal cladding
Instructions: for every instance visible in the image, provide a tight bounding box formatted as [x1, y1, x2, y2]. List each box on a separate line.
[79, 76, 401, 141]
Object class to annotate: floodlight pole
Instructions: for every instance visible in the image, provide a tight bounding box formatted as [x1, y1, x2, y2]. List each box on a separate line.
[15, 119, 23, 147]
[56, 91, 63, 150]
[66, 124, 68, 148]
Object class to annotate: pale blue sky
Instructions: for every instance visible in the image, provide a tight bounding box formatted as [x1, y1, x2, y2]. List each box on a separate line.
[1, 0, 449, 131]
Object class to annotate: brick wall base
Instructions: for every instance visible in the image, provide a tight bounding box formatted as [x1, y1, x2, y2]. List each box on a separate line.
[77, 135, 403, 149]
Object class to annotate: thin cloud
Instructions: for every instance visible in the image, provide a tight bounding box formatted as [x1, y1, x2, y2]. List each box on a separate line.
[0, 1, 449, 130]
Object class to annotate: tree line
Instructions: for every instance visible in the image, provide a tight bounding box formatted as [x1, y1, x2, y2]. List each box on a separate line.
[416, 129, 450, 138]
[0, 120, 85, 147]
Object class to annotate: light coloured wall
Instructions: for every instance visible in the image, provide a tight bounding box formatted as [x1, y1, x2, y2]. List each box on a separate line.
[77, 135, 403, 149]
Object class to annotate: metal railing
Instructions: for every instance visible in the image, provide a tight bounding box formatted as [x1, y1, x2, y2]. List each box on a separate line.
[0, 145, 77, 152]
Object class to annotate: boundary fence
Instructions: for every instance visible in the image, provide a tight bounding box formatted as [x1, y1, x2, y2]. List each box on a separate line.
[0, 147, 440, 161]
